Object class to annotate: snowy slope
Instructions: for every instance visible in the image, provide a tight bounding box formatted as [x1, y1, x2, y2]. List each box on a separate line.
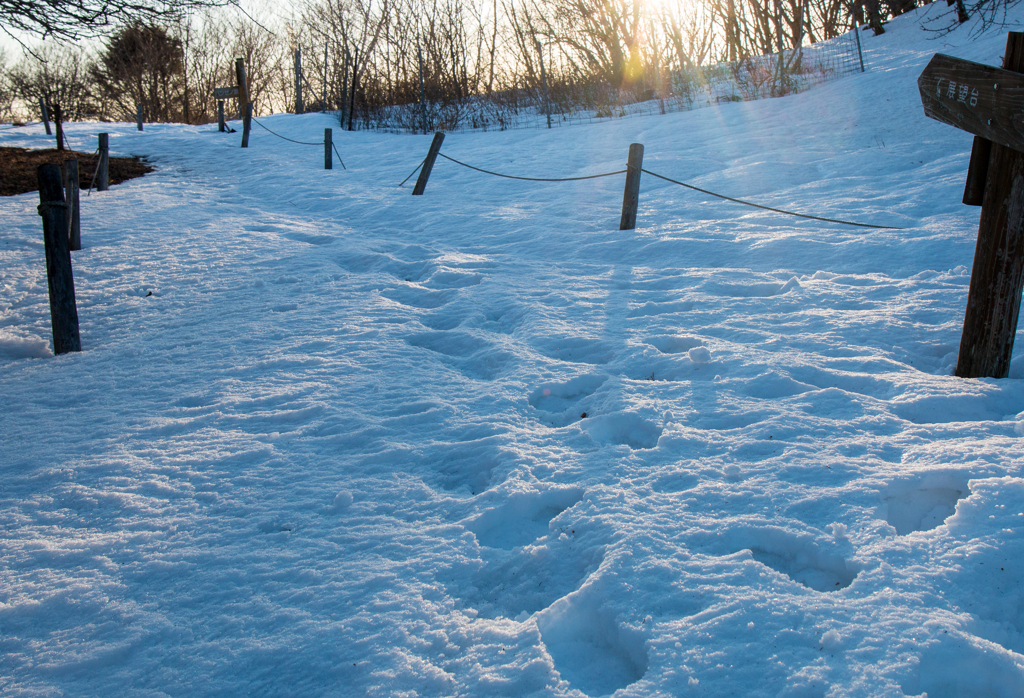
[4, 6, 1024, 696]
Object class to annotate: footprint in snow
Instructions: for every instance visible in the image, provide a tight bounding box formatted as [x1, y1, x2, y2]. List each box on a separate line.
[535, 585, 649, 697]
[529, 374, 608, 428]
[880, 473, 968, 535]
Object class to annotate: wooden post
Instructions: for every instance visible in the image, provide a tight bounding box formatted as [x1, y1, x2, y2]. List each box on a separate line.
[235, 58, 250, 120]
[40, 98, 51, 135]
[536, 39, 551, 129]
[348, 49, 359, 132]
[963, 136, 992, 205]
[136, 104, 144, 131]
[241, 103, 253, 148]
[412, 131, 445, 196]
[97, 133, 109, 192]
[64, 159, 81, 251]
[37, 164, 81, 354]
[218, 100, 226, 132]
[957, 33, 1024, 378]
[418, 46, 427, 134]
[341, 48, 349, 127]
[325, 128, 332, 170]
[619, 143, 644, 230]
[295, 47, 304, 114]
[854, 23, 865, 72]
[53, 104, 64, 151]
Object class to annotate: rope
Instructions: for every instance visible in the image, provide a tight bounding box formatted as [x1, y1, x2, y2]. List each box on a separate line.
[641, 168, 904, 230]
[398, 159, 424, 187]
[85, 148, 101, 196]
[37, 200, 68, 216]
[437, 152, 626, 182]
[251, 117, 324, 146]
[251, 116, 347, 169]
[331, 142, 347, 170]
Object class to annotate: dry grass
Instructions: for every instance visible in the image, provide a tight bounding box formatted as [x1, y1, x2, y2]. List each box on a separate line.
[0, 147, 153, 197]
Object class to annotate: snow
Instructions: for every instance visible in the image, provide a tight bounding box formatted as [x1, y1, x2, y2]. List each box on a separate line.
[4, 5, 1024, 696]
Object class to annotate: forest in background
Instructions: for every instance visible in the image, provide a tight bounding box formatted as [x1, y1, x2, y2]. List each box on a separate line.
[0, 0, 1006, 128]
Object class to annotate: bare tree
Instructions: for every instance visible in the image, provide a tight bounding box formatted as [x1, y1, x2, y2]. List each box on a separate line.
[0, 0, 226, 41]
[10, 42, 97, 119]
[175, 11, 233, 123]
[0, 47, 15, 120]
[231, 10, 289, 115]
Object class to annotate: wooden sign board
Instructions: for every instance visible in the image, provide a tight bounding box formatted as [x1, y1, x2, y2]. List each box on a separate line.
[918, 53, 1024, 153]
[917, 34, 1024, 379]
[214, 86, 240, 100]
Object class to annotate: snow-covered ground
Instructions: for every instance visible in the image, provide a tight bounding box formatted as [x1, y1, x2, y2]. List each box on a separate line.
[4, 7, 1024, 696]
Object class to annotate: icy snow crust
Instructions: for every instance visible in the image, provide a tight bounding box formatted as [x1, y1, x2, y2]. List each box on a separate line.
[4, 8, 1024, 697]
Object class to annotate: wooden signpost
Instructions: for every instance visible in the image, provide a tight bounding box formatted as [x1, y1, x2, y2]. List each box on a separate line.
[918, 33, 1024, 378]
[214, 86, 239, 101]
[213, 58, 249, 129]
[919, 53, 1024, 154]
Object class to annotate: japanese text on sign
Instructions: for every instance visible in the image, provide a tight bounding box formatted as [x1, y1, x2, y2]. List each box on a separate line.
[936, 78, 983, 108]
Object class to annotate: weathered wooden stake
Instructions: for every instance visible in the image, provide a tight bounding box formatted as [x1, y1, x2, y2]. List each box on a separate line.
[294, 47, 304, 114]
[235, 58, 250, 120]
[136, 104, 144, 131]
[536, 39, 551, 129]
[40, 98, 51, 135]
[348, 49, 359, 132]
[957, 32, 1024, 378]
[53, 104, 64, 151]
[619, 143, 644, 230]
[218, 100, 226, 132]
[341, 48, 350, 127]
[97, 133, 109, 192]
[241, 103, 253, 148]
[325, 128, 333, 170]
[418, 46, 427, 134]
[37, 164, 81, 354]
[963, 136, 992, 205]
[412, 131, 445, 196]
[64, 159, 81, 251]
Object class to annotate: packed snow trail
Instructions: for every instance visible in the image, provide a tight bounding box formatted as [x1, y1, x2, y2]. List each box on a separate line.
[4, 7, 1024, 697]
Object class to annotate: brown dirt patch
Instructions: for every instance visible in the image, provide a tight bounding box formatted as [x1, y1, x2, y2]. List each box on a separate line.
[0, 147, 154, 197]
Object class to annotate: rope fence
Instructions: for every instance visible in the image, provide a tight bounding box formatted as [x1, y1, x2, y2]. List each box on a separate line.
[252, 117, 322, 146]
[639, 169, 904, 230]
[8, 111, 904, 233]
[405, 137, 903, 231]
[399, 160, 424, 187]
[436, 152, 626, 183]
[85, 148, 101, 194]
[251, 116, 346, 169]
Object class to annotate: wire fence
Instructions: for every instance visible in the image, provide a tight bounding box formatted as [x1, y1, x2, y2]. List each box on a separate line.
[351, 29, 865, 135]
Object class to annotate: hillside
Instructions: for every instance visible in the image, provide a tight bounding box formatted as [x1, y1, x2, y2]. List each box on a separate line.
[3, 6, 1024, 696]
